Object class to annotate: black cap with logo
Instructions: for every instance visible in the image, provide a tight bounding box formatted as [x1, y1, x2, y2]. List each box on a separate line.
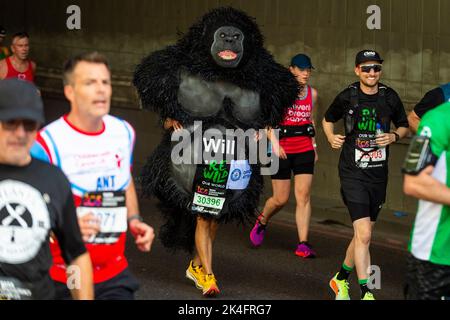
[355, 50, 384, 66]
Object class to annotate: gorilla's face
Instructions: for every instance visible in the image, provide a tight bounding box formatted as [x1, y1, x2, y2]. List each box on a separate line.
[211, 26, 244, 68]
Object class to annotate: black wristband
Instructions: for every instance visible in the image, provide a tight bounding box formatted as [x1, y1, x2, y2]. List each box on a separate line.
[127, 214, 143, 224]
[392, 132, 400, 142]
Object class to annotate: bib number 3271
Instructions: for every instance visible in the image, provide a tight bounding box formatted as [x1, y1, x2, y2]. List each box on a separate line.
[76, 191, 127, 244]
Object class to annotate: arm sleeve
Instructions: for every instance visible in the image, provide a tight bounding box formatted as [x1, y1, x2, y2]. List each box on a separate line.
[414, 88, 445, 118]
[52, 175, 87, 265]
[389, 90, 409, 128]
[324, 92, 345, 123]
[418, 104, 450, 158]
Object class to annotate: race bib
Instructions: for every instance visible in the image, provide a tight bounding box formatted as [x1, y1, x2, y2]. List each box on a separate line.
[192, 193, 225, 210]
[191, 161, 229, 217]
[355, 148, 386, 163]
[0, 277, 32, 300]
[77, 191, 127, 244]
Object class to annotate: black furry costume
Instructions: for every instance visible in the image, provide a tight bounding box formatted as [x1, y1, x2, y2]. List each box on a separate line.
[133, 7, 299, 252]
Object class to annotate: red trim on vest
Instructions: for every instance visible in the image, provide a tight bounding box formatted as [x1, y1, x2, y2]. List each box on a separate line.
[63, 115, 106, 136]
[35, 132, 54, 164]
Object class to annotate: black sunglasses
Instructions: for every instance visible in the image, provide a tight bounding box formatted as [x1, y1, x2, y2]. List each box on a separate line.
[360, 64, 382, 73]
[1, 119, 40, 132]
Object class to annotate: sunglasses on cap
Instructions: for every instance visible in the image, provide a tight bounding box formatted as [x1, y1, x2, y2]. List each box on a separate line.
[360, 64, 382, 73]
[1, 119, 40, 132]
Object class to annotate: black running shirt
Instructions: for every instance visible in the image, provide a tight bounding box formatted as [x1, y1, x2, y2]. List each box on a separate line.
[0, 158, 86, 300]
[324, 83, 408, 183]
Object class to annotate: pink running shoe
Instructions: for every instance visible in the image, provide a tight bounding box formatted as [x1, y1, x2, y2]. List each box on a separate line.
[250, 215, 266, 247]
[295, 242, 316, 258]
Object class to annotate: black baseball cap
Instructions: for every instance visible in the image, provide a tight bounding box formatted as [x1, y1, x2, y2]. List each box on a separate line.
[291, 54, 315, 69]
[355, 50, 384, 66]
[0, 26, 6, 37]
[0, 79, 45, 124]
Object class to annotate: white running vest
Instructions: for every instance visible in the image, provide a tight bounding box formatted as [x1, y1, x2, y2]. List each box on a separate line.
[35, 115, 135, 198]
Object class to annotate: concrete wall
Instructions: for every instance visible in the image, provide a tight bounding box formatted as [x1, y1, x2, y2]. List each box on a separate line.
[2, 0, 449, 214]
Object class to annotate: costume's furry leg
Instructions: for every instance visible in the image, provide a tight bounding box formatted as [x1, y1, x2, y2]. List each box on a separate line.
[140, 134, 197, 252]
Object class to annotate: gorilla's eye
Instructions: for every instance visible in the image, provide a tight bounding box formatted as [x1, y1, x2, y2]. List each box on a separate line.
[233, 34, 240, 40]
[220, 33, 226, 38]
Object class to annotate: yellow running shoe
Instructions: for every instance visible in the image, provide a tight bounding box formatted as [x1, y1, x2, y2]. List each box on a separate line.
[202, 274, 220, 297]
[185, 260, 205, 290]
[329, 273, 350, 300]
[361, 292, 376, 300]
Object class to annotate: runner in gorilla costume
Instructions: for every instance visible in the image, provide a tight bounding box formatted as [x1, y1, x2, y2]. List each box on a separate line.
[133, 7, 298, 296]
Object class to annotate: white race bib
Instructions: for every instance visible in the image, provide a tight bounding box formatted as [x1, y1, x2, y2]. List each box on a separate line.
[77, 207, 127, 234]
[355, 148, 386, 163]
[192, 193, 225, 210]
[77, 191, 127, 244]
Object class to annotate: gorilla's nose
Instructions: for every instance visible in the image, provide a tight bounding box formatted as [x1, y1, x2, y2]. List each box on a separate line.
[225, 37, 234, 43]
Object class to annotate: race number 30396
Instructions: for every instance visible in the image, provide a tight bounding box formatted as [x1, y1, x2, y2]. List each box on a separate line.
[193, 193, 225, 210]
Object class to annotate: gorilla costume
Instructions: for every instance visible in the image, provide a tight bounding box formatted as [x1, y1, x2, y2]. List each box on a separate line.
[133, 7, 299, 252]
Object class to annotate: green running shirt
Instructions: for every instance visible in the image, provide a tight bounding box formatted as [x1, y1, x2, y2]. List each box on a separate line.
[409, 102, 450, 265]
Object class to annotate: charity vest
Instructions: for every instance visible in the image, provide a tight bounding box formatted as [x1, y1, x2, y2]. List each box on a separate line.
[279, 85, 314, 154]
[31, 115, 136, 283]
[409, 102, 450, 266]
[5, 56, 34, 83]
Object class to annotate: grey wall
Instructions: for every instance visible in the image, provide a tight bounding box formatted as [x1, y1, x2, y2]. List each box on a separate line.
[2, 0, 449, 213]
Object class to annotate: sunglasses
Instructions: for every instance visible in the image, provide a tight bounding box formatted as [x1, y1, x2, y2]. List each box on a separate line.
[1, 119, 40, 132]
[360, 64, 382, 73]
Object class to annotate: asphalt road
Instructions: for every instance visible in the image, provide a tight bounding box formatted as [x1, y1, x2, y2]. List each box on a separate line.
[126, 198, 408, 301]
[40, 97, 409, 301]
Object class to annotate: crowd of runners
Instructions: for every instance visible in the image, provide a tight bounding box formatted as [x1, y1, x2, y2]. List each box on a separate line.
[0, 24, 450, 301]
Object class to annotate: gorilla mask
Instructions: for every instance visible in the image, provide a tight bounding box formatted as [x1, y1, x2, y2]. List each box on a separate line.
[211, 26, 244, 68]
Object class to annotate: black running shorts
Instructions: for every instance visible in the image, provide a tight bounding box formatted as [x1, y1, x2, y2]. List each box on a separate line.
[340, 179, 387, 222]
[271, 150, 315, 180]
[404, 254, 450, 300]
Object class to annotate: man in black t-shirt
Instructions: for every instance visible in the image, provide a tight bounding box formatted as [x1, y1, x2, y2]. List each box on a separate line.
[322, 50, 409, 300]
[0, 79, 93, 300]
[408, 83, 450, 133]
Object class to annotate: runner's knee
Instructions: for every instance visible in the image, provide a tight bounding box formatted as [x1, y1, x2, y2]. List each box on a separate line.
[295, 191, 311, 207]
[355, 226, 372, 245]
[271, 196, 289, 208]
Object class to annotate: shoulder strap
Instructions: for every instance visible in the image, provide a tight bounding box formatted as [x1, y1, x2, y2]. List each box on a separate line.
[344, 84, 359, 136]
[349, 84, 359, 109]
[441, 83, 450, 102]
[377, 85, 387, 107]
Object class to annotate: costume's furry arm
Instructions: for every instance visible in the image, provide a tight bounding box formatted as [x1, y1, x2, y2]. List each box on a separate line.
[133, 46, 184, 122]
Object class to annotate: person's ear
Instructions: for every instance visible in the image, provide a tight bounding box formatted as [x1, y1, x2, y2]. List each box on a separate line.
[64, 85, 74, 103]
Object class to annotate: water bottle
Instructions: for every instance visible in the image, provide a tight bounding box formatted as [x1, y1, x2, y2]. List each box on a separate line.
[376, 123, 385, 149]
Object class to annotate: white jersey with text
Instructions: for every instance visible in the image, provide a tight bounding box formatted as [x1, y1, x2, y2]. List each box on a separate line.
[33, 115, 135, 199]
[31, 114, 135, 283]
